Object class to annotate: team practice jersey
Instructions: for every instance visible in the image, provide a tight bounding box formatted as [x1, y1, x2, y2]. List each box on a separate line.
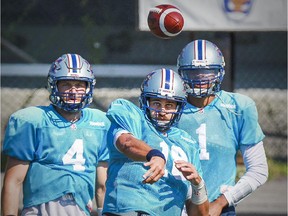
[103, 99, 202, 216]
[3, 104, 110, 215]
[177, 90, 265, 202]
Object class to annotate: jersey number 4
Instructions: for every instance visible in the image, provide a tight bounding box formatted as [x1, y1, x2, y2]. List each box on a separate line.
[62, 139, 86, 171]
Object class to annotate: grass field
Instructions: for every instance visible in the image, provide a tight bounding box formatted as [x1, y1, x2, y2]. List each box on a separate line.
[267, 159, 288, 180]
[237, 157, 287, 182]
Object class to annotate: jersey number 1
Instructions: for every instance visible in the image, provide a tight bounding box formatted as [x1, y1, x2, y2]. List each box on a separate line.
[196, 123, 210, 160]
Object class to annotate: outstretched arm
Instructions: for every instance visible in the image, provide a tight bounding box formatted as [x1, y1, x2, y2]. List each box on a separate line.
[175, 160, 209, 216]
[1, 156, 29, 216]
[116, 132, 166, 184]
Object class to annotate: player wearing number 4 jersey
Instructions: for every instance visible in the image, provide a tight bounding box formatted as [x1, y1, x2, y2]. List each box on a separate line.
[103, 68, 209, 216]
[1, 54, 110, 216]
[177, 40, 268, 216]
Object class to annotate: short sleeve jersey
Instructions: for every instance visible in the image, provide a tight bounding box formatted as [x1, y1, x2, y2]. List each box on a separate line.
[103, 99, 202, 216]
[3, 105, 110, 215]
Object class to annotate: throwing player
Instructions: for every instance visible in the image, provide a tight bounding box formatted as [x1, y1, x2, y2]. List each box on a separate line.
[1, 54, 110, 216]
[176, 39, 268, 216]
[103, 68, 209, 216]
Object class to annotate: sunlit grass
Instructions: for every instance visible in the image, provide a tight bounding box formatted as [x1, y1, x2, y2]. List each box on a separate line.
[237, 158, 287, 181]
[267, 158, 287, 180]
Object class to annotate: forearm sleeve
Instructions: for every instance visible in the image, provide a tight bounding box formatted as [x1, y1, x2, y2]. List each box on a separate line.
[224, 141, 268, 206]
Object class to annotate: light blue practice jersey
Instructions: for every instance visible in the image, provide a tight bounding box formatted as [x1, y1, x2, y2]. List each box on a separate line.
[3, 104, 110, 215]
[103, 99, 202, 216]
[177, 91, 265, 202]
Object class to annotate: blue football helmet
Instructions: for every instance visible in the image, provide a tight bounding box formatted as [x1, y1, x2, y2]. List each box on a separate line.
[140, 68, 187, 131]
[47, 53, 96, 112]
[177, 39, 225, 98]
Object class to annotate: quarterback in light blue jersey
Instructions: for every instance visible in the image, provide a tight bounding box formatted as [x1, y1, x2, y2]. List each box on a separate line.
[2, 54, 110, 216]
[177, 40, 268, 216]
[103, 69, 209, 216]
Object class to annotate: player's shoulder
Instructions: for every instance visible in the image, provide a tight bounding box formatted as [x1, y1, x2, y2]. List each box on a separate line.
[10, 105, 49, 123]
[106, 98, 145, 130]
[108, 98, 141, 114]
[218, 90, 256, 108]
[84, 107, 106, 116]
[109, 98, 138, 109]
[83, 108, 111, 125]
[221, 90, 254, 101]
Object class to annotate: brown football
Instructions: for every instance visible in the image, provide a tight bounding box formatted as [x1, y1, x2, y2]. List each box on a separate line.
[147, 4, 184, 39]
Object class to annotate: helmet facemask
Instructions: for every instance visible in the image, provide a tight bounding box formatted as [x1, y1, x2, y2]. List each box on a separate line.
[140, 94, 186, 131]
[48, 77, 95, 112]
[179, 67, 224, 98]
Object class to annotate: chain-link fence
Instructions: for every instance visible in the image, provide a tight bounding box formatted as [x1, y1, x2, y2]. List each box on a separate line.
[1, 1, 287, 164]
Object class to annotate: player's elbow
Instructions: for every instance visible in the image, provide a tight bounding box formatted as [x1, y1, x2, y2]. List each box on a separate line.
[259, 160, 269, 185]
[116, 133, 135, 153]
[257, 157, 269, 185]
[247, 161, 269, 189]
[96, 185, 106, 199]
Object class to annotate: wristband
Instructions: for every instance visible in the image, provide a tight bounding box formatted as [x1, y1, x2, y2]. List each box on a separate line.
[191, 179, 208, 205]
[146, 149, 166, 162]
[96, 208, 103, 216]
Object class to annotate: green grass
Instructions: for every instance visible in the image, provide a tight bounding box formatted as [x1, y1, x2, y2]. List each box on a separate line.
[267, 158, 287, 180]
[237, 158, 287, 181]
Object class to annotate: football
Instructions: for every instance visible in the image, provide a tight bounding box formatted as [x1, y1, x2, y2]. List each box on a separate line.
[147, 4, 184, 39]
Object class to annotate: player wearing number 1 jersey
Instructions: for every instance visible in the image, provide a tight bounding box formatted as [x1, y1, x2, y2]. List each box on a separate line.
[1, 54, 110, 216]
[176, 40, 268, 216]
[103, 69, 209, 216]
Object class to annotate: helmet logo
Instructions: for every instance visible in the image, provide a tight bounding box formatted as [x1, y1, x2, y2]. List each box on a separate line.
[143, 71, 156, 87]
[50, 58, 63, 73]
[215, 46, 224, 57]
[55, 57, 63, 64]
